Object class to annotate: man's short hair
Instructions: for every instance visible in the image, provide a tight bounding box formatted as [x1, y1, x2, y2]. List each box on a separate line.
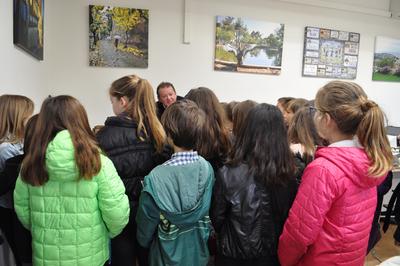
[156, 82, 176, 98]
[161, 99, 205, 150]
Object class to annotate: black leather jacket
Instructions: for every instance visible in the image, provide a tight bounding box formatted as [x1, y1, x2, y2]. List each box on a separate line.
[210, 163, 298, 260]
[96, 115, 170, 207]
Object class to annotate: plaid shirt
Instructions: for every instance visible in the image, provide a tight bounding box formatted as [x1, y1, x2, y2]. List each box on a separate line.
[163, 151, 199, 166]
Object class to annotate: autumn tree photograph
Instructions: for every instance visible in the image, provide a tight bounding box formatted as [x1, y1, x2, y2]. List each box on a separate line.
[89, 5, 148, 68]
[214, 16, 284, 75]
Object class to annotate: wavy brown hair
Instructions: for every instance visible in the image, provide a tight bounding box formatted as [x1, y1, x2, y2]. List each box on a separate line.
[185, 87, 231, 163]
[0, 95, 34, 144]
[232, 100, 258, 137]
[315, 81, 392, 177]
[21, 96, 101, 186]
[109, 75, 166, 153]
[288, 106, 322, 164]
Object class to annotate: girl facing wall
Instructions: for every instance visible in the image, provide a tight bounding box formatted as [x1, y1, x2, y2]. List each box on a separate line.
[0, 94, 33, 266]
[278, 81, 393, 266]
[14, 95, 129, 266]
[211, 104, 298, 266]
[96, 75, 169, 266]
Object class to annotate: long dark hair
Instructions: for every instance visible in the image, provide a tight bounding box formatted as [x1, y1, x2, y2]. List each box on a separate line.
[21, 95, 101, 186]
[229, 103, 296, 185]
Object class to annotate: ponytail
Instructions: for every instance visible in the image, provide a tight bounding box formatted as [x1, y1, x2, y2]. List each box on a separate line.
[130, 78, 166, 153]
[357, 100, 392, 177]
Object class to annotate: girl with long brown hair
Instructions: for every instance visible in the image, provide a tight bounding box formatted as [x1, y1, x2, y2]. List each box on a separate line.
[0, 94, 33, 266]
[14, 95, 129, 266]
[279, 81, 393, 266]
[96, 75, 169, 266]
[185, 87, 231, 171]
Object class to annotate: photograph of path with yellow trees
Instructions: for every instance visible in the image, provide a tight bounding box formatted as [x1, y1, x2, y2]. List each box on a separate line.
[89, 5, 148, 68]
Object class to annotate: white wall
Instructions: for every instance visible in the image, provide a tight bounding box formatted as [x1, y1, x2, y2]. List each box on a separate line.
[2, 0, 400, 126]
[0, 0, 47, 111]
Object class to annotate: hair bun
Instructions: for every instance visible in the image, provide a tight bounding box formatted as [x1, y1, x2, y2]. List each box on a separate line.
[360, 99, 378, 113]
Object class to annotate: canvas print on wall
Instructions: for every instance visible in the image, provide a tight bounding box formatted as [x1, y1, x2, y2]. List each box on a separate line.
[13, 0, 44, 60]
[302, 26, 360, 79]
[89, 5, 148, 68]
[214, 16, 284, 75]
[373, 36, 400, 82]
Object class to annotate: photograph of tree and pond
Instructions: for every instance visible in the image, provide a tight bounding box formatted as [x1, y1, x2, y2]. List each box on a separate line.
[214, 16, 284, 75]
[89, 5, 148, 68]
[373, 36, 400, 82]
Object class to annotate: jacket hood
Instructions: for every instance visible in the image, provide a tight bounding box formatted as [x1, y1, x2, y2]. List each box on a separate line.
[315, 147, 385, 189]
[104, 115, 137, 128]
[144, 157, 213, 226]
[46, 130, 80, 182]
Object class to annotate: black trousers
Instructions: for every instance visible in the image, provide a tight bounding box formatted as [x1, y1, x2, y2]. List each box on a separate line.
[111, 210, 148, 266]
[0, 206, 32, 266]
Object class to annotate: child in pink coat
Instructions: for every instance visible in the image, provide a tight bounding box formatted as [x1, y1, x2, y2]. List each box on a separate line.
[278, 81, 393, 266]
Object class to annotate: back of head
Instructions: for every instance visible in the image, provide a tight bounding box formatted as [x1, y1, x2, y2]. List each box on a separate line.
[288, 106, 322, 164]
[277, 97, 295, 110]
[23, 114, 39, 154]
[0, 94, 34, 143]
[231, 103, 295, 185]
[315, 80, 392, 177]
[287, 98, 309, 114]
[232, 100, 258, 137]
[185, 87, 231, 160]
[21, 95, 101, 186]
[161, 99, 206, 150]
[111, 75, 166, 152]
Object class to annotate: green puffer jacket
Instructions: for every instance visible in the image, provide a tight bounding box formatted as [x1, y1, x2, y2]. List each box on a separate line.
[14, 130, 130, 266]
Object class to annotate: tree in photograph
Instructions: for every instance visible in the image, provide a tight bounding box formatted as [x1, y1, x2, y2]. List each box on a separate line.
[216, 17, 284, 68]
[89, 6, 109, 48]
[112, 8, 143, 48]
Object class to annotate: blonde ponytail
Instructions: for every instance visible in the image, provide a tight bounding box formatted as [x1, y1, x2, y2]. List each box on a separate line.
[131, 78, 166, 153]
[357, 100, 392, 177]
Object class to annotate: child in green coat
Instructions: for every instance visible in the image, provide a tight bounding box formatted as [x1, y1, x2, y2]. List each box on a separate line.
[136, 99, 214, 266]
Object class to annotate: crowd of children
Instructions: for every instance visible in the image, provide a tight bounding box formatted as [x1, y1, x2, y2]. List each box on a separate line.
[0, 77, 394, 266]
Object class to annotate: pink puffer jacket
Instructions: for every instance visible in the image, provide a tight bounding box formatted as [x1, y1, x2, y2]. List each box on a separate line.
[278, 147, 386, 266]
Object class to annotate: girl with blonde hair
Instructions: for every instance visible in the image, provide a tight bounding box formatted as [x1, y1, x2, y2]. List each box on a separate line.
[278, 81, 392, 266]
[96, 75, 169, 266]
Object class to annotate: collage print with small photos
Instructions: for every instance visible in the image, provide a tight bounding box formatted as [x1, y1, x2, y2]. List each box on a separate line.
[302, 26, 360, 79]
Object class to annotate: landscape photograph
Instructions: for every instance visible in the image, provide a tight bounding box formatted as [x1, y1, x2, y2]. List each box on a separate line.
[214, 16, 284, 75]
[373, 36, 400, 82]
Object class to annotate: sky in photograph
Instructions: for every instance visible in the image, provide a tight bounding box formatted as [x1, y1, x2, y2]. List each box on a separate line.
[375, 36, 400, 57]
[217, 16, 282, 38]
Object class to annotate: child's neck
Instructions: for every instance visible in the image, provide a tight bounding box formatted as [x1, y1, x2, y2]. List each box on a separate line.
[173, 145, 193, 153]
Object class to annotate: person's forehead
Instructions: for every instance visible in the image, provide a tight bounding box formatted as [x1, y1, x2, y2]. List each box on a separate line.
[159, 86, 175, 95]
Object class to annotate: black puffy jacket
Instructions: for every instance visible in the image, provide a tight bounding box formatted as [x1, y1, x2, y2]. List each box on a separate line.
[96, 115, 170, 207]
[210, 163, 298, 261]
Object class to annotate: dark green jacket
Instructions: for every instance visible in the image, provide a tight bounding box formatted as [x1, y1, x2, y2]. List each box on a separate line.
[136, 156, 214, 266]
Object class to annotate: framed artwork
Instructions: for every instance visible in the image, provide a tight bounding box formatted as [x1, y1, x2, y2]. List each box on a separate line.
[302, 26, 360, 79]
[372, 36, 400, 82]
[89, 5, 149, 68]
[214, 16, 284, 75]
[13, 0, 44, 60]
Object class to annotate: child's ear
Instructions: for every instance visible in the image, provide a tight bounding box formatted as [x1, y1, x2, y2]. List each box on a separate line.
[120, 96, 129, 108]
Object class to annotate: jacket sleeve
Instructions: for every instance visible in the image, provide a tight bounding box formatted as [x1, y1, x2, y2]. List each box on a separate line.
[97, 157, 130, 238]
[278, 164, 337, 266]
[13, 176, 31, 229]
[136, 189, 160, 248]
[210, 169, 229, 233]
